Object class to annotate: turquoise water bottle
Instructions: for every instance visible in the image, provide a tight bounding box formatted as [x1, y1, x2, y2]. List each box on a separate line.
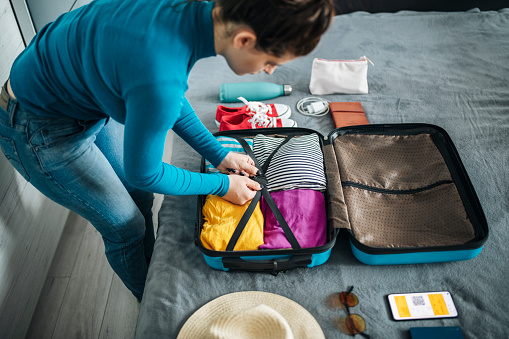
[219, 82, 292, 102]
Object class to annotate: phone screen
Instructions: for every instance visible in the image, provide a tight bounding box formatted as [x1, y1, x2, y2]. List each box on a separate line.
[387, 291, 458, 320]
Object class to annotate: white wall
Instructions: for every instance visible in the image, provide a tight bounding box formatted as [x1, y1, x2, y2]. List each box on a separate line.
[0, 0, 70, 337]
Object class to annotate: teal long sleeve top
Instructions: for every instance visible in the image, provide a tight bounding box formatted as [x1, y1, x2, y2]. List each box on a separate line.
[10, 0, 230, 196]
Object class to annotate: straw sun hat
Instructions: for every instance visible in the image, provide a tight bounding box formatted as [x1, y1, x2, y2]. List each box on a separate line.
[177, 291, 325, 339]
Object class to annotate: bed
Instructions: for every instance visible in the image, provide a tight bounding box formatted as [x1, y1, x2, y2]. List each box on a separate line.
[135, 8, 509, 338]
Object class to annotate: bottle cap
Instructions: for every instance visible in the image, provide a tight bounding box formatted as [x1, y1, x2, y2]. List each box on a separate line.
[283, 85, 292, 96]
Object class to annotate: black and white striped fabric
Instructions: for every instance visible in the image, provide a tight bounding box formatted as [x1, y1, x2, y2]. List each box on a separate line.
[253, 134, 326, 192]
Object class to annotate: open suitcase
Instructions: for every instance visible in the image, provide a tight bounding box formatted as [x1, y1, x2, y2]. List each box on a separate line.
[195, 124, 488, 272]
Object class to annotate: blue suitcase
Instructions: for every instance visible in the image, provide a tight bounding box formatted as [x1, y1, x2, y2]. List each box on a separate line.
[195, 124, 488, 272]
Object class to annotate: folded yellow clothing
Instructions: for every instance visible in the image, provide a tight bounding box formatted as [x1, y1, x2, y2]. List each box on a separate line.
[201, 195, 264, 251]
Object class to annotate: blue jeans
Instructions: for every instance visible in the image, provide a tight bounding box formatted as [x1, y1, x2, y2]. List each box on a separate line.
[0, 83, 154, 301]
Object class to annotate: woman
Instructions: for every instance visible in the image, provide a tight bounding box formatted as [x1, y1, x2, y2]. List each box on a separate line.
[0, 0, 334, 301]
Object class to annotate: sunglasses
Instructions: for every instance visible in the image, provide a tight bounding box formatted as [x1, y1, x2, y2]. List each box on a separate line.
[335, 286, 371, 338]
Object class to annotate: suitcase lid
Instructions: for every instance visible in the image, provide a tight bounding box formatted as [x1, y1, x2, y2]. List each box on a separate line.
[323, 123, 489, 252]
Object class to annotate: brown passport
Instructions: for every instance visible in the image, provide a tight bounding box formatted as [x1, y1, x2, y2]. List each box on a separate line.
[329, 102, 368, 128]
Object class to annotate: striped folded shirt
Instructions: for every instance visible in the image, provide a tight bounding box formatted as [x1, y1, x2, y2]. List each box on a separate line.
[253, 133, 326, 192]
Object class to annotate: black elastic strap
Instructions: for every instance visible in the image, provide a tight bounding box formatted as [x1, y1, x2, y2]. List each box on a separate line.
[237, 138, 262, 170]
[235, 135, 301, 250]
[259, 136, 294, 174]
[224, 137, 263, 251]
[225, 190, 262, 251]
[237, 135, 295, 176]
[260, 187, 301, 249]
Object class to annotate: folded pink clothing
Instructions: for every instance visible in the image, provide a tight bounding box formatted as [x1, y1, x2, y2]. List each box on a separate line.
[259, 190, 327, 249]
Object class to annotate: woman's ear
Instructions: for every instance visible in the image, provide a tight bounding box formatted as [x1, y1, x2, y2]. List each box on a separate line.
[231, 29, 257, 50]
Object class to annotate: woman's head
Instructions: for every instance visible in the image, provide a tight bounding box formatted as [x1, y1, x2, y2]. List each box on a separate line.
[215, 0, 335, 58]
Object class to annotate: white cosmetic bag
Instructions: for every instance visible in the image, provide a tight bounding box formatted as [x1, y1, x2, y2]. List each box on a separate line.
[309, 56, 374, 95]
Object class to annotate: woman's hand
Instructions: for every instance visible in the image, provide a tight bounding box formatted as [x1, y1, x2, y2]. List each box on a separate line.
[217, 152, 261, 205]
[222, 175, 261, 205]
[217, 152, 259, 177]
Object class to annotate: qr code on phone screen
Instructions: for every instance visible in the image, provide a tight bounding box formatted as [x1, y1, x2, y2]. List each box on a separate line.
[411, 296, 426, 306]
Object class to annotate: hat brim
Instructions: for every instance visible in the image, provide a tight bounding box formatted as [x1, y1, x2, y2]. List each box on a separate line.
[177, 291, 325, 339]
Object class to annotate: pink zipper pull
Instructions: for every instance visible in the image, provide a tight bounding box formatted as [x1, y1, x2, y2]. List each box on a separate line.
[361, 56, 374, 66]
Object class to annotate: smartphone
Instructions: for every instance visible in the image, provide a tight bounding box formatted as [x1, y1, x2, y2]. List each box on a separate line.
[387, 291, 458, 321]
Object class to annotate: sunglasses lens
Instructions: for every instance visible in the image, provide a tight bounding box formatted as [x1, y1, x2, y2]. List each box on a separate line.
[339, 291, 359, 307]
[346, 314, 366, 335]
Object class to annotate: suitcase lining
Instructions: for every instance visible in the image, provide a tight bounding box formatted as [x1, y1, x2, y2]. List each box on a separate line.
[325, 133, 476, 248]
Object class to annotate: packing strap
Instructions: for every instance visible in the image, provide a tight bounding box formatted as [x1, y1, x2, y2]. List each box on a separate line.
[224, 136, 301, 251]
[225, 190, 262, 251]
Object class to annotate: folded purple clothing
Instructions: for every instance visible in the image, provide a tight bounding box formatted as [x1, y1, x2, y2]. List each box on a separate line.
[259, 190, 327, 249]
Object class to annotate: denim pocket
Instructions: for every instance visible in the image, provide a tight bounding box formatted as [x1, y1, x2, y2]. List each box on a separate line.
[28, 118, 86, 149]
[29, 118, 105, 173]
[0, 135, 30, 180]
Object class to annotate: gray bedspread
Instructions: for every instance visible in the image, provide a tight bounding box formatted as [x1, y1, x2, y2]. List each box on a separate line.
[136, 9, 509, 339]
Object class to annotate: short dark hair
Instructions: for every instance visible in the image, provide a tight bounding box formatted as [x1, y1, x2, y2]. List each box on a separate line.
[216, 0, 335, 57]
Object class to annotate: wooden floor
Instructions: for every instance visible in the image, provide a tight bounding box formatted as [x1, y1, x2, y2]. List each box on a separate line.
[25, 191, 167, 339]
[25, 211, 140, 339]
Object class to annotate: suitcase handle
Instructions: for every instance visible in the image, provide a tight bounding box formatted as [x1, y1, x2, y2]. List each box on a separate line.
[222, 255, 312, 274]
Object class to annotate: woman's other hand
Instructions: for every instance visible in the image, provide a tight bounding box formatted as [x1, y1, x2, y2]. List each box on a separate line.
[217, 152, 259, 177]
[221, 175, 261, 205]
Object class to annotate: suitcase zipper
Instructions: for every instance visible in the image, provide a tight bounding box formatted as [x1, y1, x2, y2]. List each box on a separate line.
[316, 56, 374, 66]
[342, 180, 454, 194]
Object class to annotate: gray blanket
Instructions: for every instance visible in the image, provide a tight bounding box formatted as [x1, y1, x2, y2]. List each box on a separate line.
[136, 9, 509, 338]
